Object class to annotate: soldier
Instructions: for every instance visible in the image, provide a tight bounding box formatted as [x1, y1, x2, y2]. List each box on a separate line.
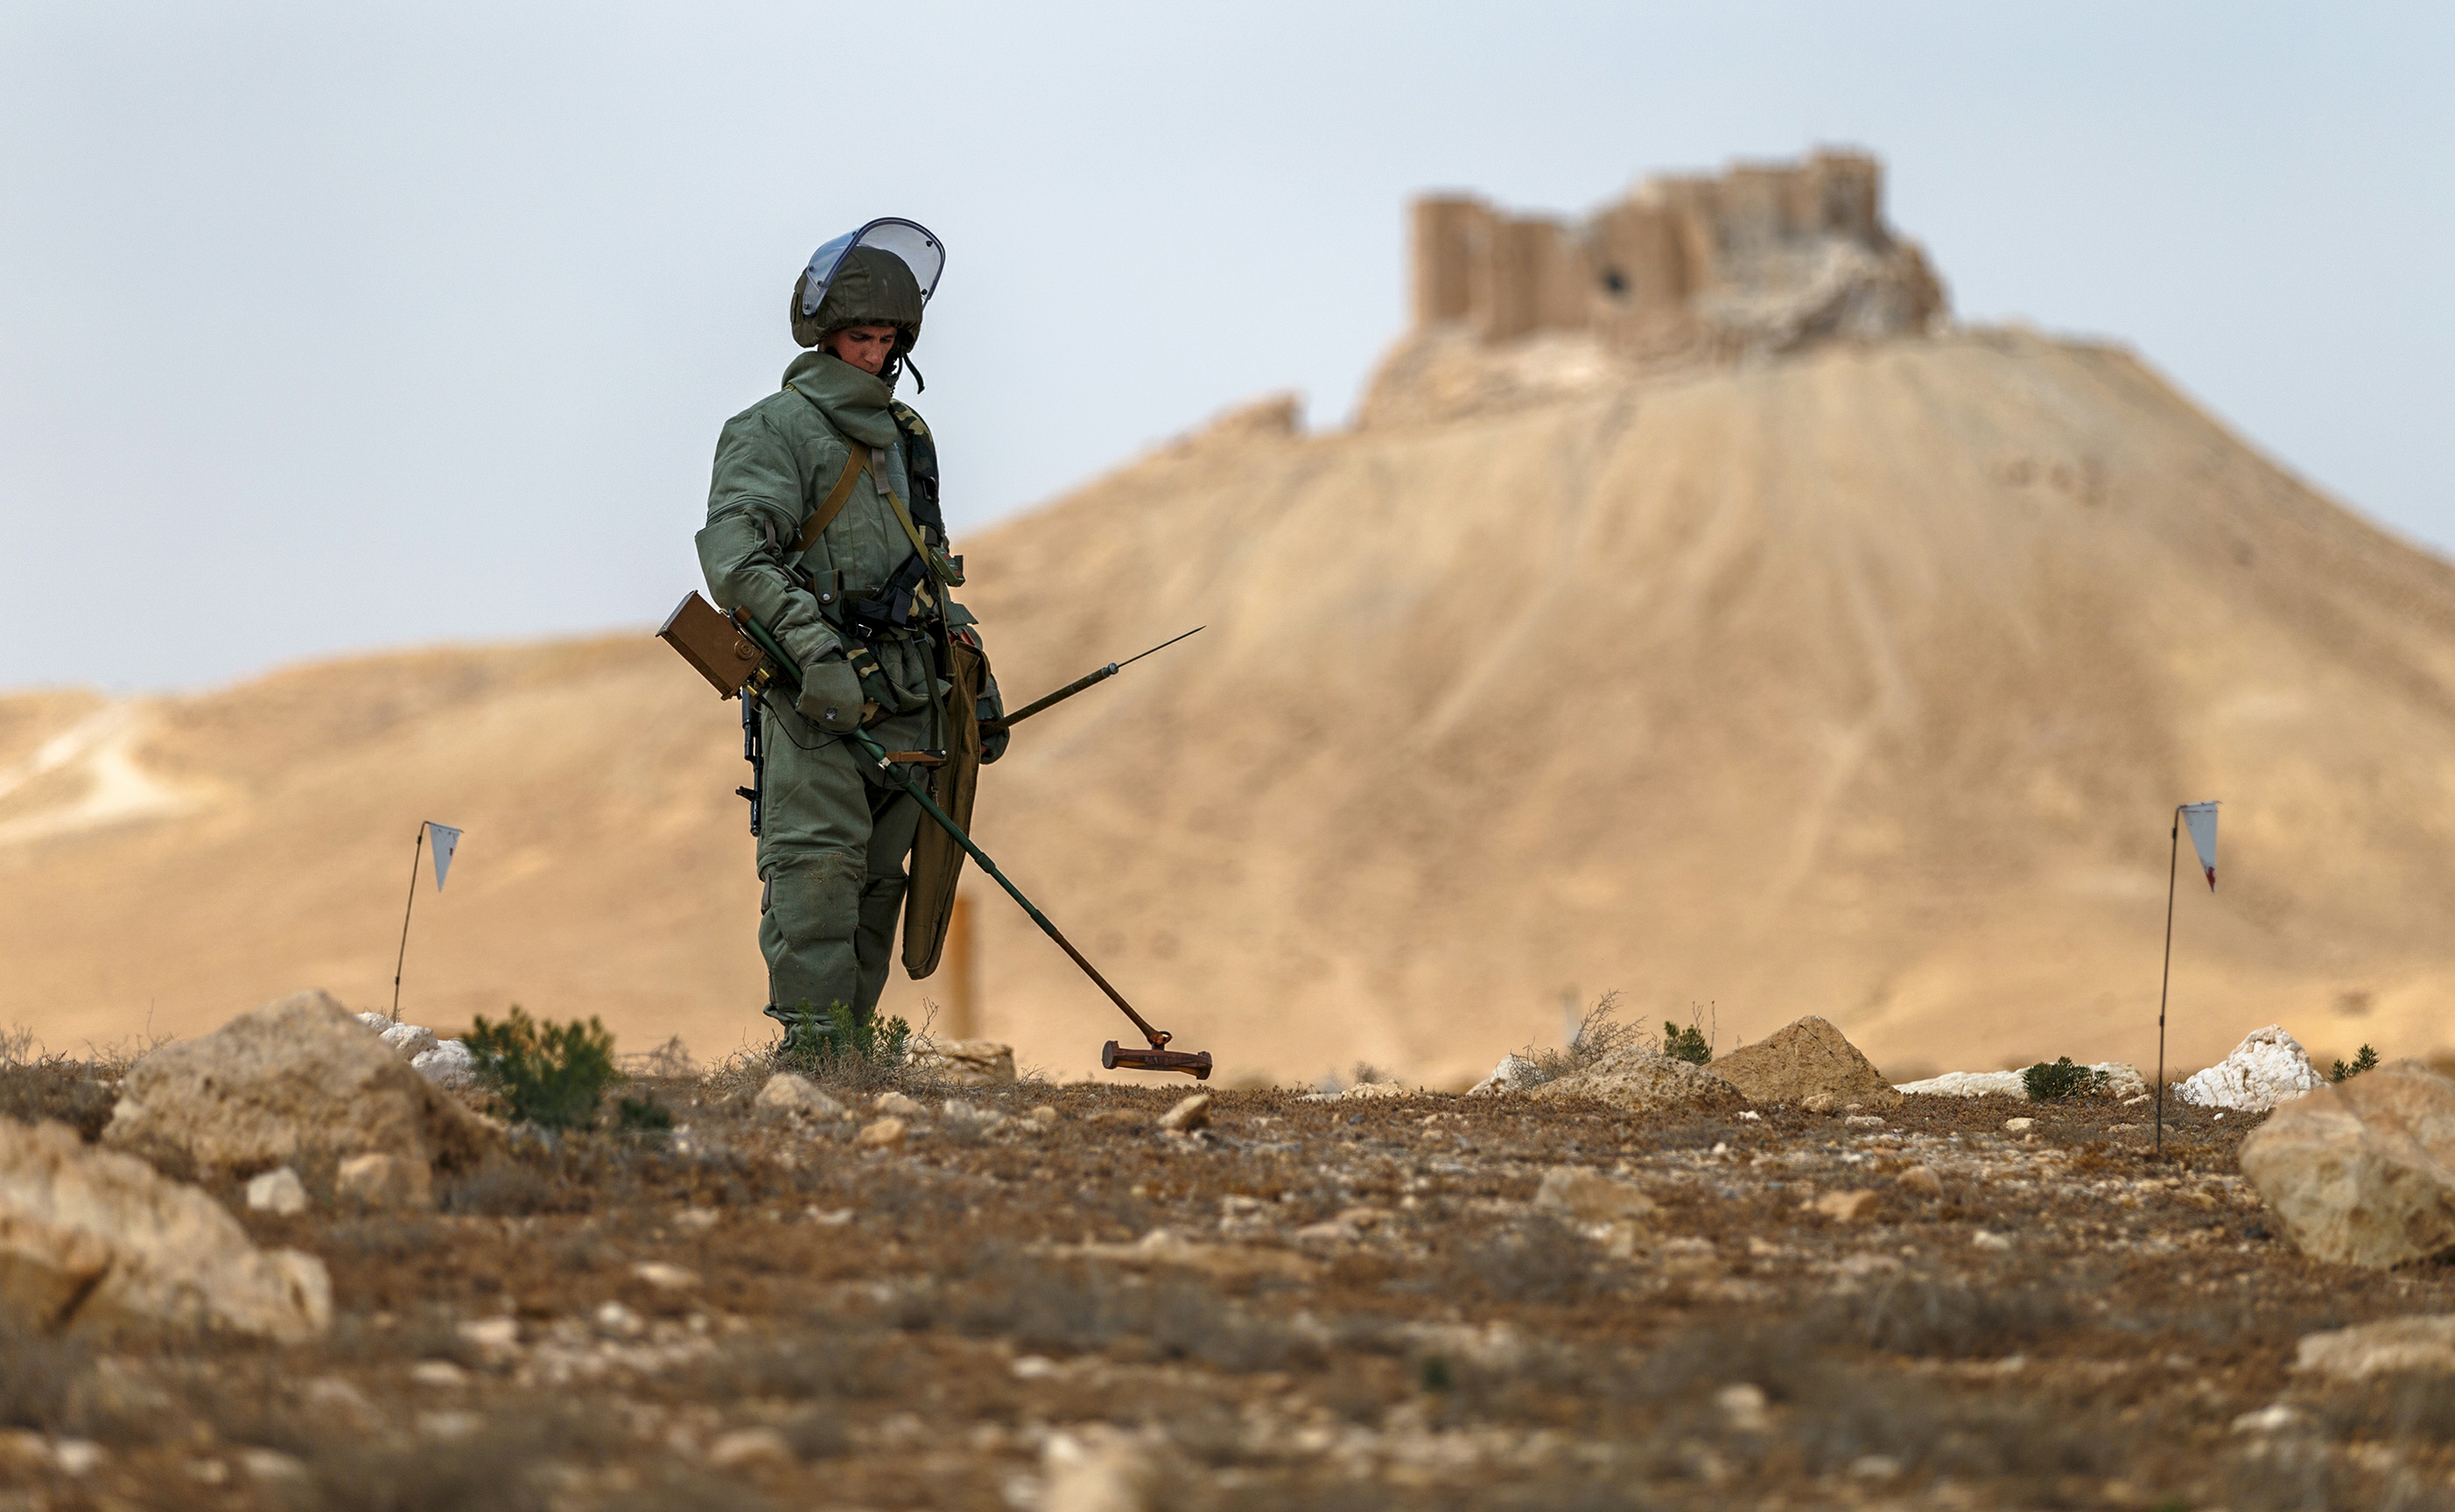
[694, 221, 1004, 1052]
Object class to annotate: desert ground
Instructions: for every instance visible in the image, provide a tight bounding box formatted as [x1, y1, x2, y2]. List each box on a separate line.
[8, 1017, 2455, 1512]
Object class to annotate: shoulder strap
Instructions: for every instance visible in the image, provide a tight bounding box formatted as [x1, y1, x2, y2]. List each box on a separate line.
[795, 443, 870, 553]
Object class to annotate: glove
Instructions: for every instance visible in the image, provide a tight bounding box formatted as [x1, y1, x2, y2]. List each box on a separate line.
[843, 642, 899, 713]
[795, 652, 866, 735]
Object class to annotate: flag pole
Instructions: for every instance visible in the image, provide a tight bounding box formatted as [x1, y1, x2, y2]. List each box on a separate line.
[2154, 807, 2179, 1158]
[391, 823, 427, 1022]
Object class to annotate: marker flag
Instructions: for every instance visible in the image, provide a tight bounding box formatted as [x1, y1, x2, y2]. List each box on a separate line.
[2181, 803, 2217, 891]
[427, 823, 463, 890]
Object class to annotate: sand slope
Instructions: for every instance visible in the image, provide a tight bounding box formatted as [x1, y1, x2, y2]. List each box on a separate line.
[5, 329, 2451, 1084]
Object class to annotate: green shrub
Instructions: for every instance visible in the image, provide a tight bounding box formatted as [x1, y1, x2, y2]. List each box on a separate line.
[2330, 1045, 2380, 1083]
[2021, 1056, 2110, 1102]
[1662, 1019, 1711, 1066]
[779, 1001, 911, 1080]
[466, 1006, 619, 1129]
[616, 1096, 672, 1132]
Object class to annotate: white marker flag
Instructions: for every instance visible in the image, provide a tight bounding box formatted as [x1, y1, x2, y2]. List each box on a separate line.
[427, 823, 463, 890]
[2181, 803, 2217, 891]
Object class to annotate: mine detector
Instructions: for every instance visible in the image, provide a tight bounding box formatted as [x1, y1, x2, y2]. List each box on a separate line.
[660, 591, 1211, 1079]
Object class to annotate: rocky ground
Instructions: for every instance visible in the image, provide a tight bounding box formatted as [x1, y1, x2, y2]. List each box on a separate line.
[6, 1042, 2455, 1512]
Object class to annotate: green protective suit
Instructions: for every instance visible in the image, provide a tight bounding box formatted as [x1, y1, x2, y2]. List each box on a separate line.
[695, 344, 999, 1029]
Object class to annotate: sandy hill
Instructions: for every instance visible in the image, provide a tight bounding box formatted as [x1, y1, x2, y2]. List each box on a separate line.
[6, 157, 2453, 1086]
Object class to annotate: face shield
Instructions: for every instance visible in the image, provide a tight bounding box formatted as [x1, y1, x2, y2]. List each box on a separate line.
[798, 218, 946, 319]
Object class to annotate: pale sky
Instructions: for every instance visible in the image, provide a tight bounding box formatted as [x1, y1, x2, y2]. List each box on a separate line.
[3, 2, 2447, 692]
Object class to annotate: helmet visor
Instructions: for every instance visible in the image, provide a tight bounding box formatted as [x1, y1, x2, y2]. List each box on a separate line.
[800, 217, 945, 316]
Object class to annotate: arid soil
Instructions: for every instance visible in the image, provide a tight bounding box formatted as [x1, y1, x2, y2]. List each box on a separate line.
[8, 1054, 2453, 1512]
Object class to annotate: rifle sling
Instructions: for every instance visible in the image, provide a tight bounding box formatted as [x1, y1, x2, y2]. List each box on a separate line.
[793, 442, 871, 554]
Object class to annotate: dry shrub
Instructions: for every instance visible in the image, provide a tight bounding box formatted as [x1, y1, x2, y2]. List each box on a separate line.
[1449, 1213, 1608, 1305]
[1841, 1265, 2078, 1359]
[952, 1250, 1311, 1374]
[1509, 992, 1642, 1088]
[0, 1050, 118, 1141]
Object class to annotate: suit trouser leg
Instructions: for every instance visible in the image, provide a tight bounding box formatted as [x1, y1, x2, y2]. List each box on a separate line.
[755, 700, 927, 1027]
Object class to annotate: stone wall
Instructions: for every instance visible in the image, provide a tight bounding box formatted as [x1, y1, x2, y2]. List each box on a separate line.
[1409, 150, 1946, 361]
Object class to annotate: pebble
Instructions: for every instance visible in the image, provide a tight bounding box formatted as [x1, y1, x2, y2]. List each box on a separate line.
[1158, 1093, 1212, 1132]
[1971, 1230, 2013, 1251]
[1715, 1382, 1770, 1432]
[2003, 1117, 2036, 1133]
[594, 1301, 645, 1338]
[1811, 1189, 1878, 1223]
[409, 1359, 467, 1388]
[707, 1427, 793, 1468]
[53, 1440, 103, 1476]
[1897, 1166, 1944, 1196]
[857, 1117, 908, 1150]
[632, 1261, 701, 1291]
[1843, 1114, 1885, 1129]
[245, 1167, 309, 1215]
[875, 1091, 929, 1120]
[1028, 1105, 1058, 1125]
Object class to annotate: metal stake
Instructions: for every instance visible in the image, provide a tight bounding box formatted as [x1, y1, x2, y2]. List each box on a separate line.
[390, 823, 428, 1023]
[2154, 809, 2178, 1158]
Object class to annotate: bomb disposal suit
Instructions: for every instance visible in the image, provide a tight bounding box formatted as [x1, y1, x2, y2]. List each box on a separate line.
[694, 221, 1005, 1047]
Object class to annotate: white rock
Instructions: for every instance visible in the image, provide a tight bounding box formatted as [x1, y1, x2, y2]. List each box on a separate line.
[2231, 1403, 2302, 1434]
[632, 1261, 701, 1291]
[594, 1300, 645, 1338]
[1157, 1094, 1211, 1132]
[0, 1118, 330, 1341]
[245, 1168, 307, 1216]
[380, 1022, 439, 1061]
[1896, 1062, 2145, 1100]
[410, 1040, 476, 1089]
[1971, 1230, 2013, 1251]
[2174, 1026, 2325, 1112]
[2003, 1118, 2035, 1133]
[1715, 1382, 1770, 1432]
[409, 1359, 467, 1388]
[355, 1012, 394, 1033]
[875, 1090, 929, 1120]
[1042, 1424, 1159, 1512]
[456, 1317, 519, 1355]
[1466, 1053, 1541, 1097]
[53, 1440, 103, 1475]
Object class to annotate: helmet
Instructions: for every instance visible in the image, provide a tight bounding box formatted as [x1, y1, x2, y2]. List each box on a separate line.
[788, 217, 945, 351]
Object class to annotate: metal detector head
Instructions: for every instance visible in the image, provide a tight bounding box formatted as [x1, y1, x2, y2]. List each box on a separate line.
[1102, 1040, 1213, 1080]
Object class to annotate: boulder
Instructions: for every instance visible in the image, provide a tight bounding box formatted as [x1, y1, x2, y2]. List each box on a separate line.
[0, 1118, 330, 1341]
[2174, 1026, 2326, 1112]
[1710, 1016, 1901, 1110]
[2294, 1316, 2455, 1379]
[2238, 1059, 2455, 1269]
[907, 1036, 1017, 1087]
[103, 990, 495, 1178]
[753, 1073, 847, 1121]
[1526, 1045, 1747, 1117]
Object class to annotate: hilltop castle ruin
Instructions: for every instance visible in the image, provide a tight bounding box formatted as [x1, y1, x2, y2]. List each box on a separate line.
[1408, 150, 1947, 363]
